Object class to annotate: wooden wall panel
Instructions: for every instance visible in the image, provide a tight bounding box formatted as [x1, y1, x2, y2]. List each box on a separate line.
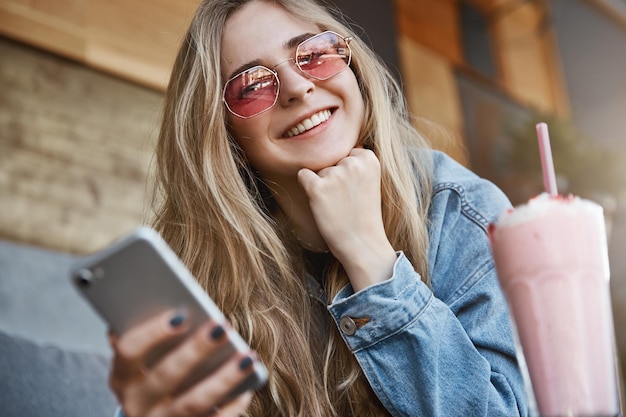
[397, 36, 468, 164]
[0, 0, 198, 91]
[85, 0, 197, 90]
[492, 1, 569, 115]
[394, 0, 463, 65]
[0, 0, 85, 61]
[0, 38, 163, 254]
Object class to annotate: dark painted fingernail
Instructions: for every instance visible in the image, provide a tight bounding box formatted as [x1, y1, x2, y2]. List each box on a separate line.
[210, 325, 225, 340]
[239, 356, 253, 370]
[169, 311, 186, 327]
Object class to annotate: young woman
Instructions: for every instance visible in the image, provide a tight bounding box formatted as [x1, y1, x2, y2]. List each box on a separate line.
[109, 0, 529, 416]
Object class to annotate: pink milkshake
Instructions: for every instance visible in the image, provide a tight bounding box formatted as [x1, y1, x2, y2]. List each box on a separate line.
[489, 193, 619, 416]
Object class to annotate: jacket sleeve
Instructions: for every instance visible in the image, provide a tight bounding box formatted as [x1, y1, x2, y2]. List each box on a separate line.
[327, 177, 530, 417]
[328, 252, 528, 417]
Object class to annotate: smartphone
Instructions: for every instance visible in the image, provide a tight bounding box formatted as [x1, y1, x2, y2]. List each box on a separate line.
[69, 226, 268, 397]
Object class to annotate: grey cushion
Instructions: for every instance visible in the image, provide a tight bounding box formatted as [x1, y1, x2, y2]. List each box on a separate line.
[0, 331, 117, 417]
[0, 240, 117, 415]
[0, 239, 110, 354]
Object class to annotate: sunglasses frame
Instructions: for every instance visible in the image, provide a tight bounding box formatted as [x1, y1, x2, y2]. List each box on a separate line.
[222, 31, 353, 119]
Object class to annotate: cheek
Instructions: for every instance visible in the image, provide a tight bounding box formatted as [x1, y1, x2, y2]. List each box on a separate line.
[355, 90, 365, 119]
[226, 113, 246, 139]
[227, 119, 267, 165]
[345, 72, 365, 118]
[349, 85, 366, 135]
[228, 116, 259, 148]
[227, 110, 272, 140]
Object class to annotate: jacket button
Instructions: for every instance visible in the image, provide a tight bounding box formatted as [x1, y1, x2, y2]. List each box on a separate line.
[339, 317, 357, 335]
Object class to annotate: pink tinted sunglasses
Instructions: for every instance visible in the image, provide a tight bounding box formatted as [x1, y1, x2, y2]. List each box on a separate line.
[223, 31, 353, 118]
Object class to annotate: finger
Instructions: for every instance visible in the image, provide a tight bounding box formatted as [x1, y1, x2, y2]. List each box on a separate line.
[161, 354, 258, 417]
[213, 391, 253, 417]
[340, 147, 377, 167]
[348, 147, 371, 156]
[112, 309, 190, 382]
[142, 321, 229, 398]
[297, 167, 320, 193]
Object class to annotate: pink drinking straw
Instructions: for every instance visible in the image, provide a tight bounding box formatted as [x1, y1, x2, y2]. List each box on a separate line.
[536, 122, 558, 196]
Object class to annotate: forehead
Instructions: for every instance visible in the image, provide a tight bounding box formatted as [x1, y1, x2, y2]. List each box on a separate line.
[221, 1, 320, 76]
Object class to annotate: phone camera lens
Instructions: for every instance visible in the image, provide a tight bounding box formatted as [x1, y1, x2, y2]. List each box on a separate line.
[76, 269, 93, 287]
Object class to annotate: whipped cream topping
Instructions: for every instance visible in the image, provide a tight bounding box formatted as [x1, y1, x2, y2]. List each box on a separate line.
[285, 109, 332, 138]
[495, 192, 602, 228]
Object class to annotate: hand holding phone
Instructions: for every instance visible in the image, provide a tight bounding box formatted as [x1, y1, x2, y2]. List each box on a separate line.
[69, 227, 267, 412]
[107, 308, 257, 416]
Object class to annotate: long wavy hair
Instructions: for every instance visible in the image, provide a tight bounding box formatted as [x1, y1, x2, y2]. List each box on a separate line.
[151, 0, 433, 415]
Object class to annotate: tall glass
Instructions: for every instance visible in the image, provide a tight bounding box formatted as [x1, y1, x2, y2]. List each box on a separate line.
[489, 193, 620, 417]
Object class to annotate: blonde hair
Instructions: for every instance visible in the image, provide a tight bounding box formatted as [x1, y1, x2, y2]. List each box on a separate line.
[151, 0, 433, 415]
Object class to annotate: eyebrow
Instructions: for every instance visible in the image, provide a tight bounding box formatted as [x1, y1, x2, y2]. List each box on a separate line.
[225, 32, 317, 81]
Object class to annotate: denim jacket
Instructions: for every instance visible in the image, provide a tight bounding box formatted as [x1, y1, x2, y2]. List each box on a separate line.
[327, 151, 529, 416]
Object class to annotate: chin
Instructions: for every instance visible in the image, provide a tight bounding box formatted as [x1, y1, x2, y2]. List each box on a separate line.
[295, 138, 358, 171]
[302, 154, 347, 172]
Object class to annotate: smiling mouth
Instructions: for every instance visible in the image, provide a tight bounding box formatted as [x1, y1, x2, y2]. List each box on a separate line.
[284, 109, 333, 138]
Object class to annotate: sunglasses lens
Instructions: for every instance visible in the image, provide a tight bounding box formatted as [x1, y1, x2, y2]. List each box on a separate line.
[296, 32, 351, 80]
[224, 66, 279, 118]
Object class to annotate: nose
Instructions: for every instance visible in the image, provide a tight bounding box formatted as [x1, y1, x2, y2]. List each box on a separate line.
[275, 62, 315, 107]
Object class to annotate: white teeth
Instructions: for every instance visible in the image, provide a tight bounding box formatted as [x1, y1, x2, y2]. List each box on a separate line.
[286, 110, 332, 137]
